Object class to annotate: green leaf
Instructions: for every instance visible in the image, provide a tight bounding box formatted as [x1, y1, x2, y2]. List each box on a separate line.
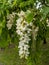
[0, 28, 2, 36]
[0, 22, 3, 35]
[42, 6, 49, 19]
[26, 12, 34, 23]
[12, 0, 17, 6]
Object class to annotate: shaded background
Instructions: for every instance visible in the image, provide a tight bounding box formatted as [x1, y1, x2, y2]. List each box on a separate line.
[0, 39, 49, 65]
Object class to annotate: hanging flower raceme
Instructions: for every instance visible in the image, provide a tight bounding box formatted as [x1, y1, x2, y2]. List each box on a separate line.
[16, 11, 32, 59]
[7, 12, 16, 30]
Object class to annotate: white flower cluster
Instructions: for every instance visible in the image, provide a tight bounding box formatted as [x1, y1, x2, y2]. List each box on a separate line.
[7, 12, 16, 30]
[34, 0, 42, 9]
[16, 11, 32, 59]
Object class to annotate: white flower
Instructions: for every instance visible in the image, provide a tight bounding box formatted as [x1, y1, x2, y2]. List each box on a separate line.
[18, 43, 30, 59]
[18, 11, 25, 17]
[16, 30, 23, 36]
[24, 45, 30, 50]
[16, 17, 23, 24]
[18, 42, 24, 47]
[7, 23, 12, 30]
[36, 2, 42, 9]
[34, 1, 42, 9]
[19, 50, 24, 55]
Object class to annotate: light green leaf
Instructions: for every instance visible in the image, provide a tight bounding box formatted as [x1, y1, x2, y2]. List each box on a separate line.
[42, 6, 49, 19]
[26, 12, 34, 23]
